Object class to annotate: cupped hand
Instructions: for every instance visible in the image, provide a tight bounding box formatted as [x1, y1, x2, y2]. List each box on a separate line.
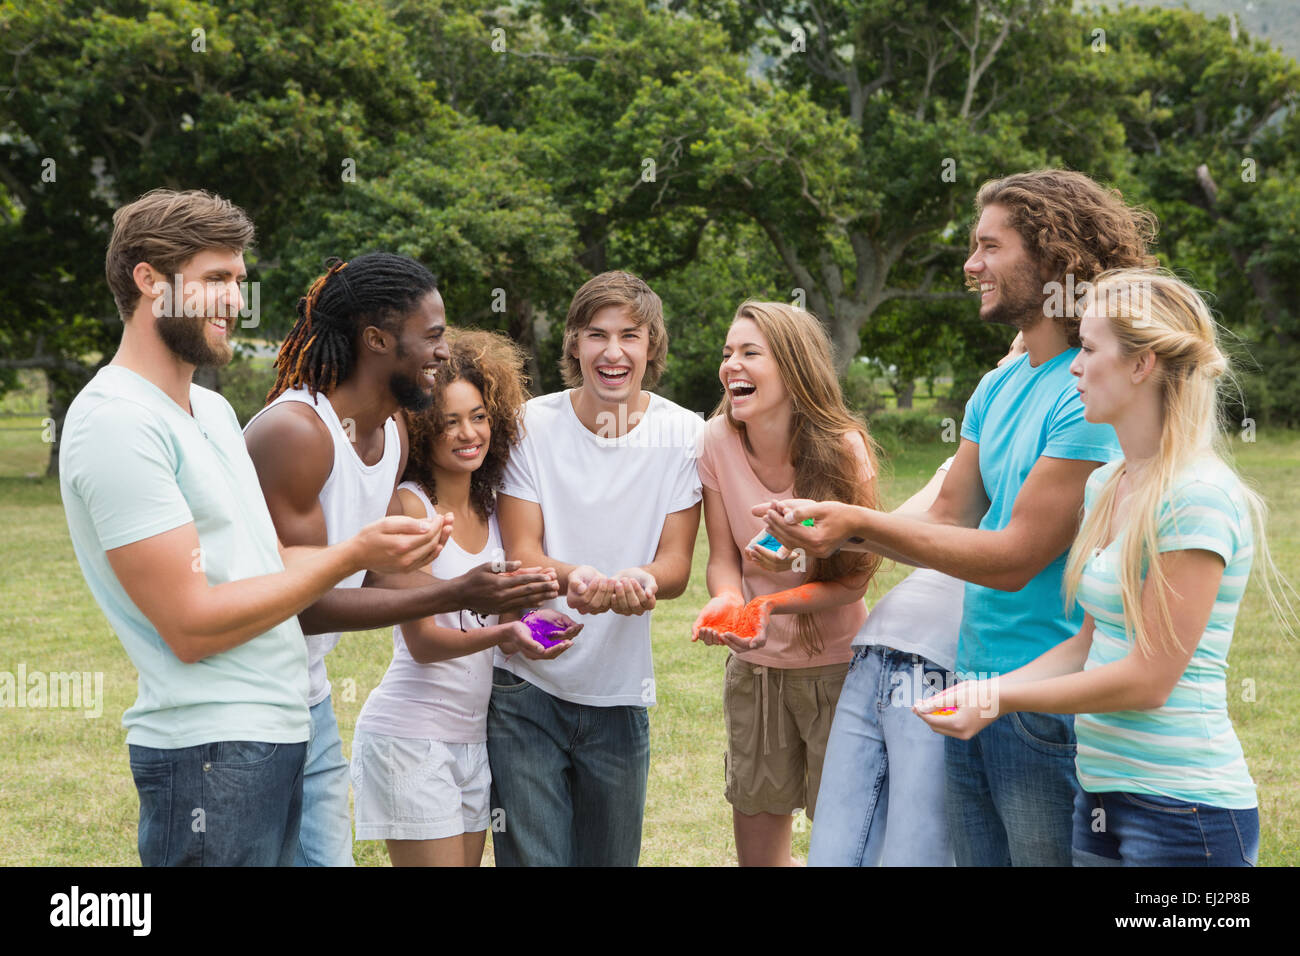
[566, 565, 613, 615]
[692, 592, 744, 645]
[609, 567, 658, 616]
[496, 617, 575, 661]
[353, 514, 444, 575]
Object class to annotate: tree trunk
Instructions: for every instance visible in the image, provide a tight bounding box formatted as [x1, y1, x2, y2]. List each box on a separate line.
[894, 377, 915, 410]
[827, 308, 867, 378]
[193, 365, 220, 392]
[44, 366, 94, 479]
[508, 297, 545, 393]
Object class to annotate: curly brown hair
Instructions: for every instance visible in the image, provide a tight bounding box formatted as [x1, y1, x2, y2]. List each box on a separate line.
[402, 328, 530, 520]
[969, 169, 1159, 345]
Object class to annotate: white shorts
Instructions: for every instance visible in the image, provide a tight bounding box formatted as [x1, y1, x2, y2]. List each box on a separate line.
[351, 730, 491, 841]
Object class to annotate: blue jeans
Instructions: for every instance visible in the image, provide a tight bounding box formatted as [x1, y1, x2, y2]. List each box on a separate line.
[1072, 789, 1259, 867]
[809, 646, 954, 866]
[293, 696, 355, 867]
[944, 710, 1078, 866]
[128, 739, 307, 866]
[487, 668, 650, 866]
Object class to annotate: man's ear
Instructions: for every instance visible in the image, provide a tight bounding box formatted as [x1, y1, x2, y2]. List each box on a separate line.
[362, 325, 391, 354]
[132, 262, 162, 301]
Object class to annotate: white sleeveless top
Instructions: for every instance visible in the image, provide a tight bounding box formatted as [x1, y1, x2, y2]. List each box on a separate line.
[355, 481, 500, 742]
[244, 386, 401, 706]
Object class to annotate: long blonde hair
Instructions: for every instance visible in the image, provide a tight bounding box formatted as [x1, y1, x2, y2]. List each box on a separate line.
[713, 301, 882, 656]
[1063, 268, 1294, 656]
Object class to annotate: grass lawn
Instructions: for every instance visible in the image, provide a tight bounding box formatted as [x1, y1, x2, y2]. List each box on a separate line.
[0, 420, 1296, 866]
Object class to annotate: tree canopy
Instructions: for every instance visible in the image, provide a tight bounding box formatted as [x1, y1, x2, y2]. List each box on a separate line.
[3, 0, 1297, 474]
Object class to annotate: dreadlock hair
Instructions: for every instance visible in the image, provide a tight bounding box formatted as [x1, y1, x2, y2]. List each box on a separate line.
[267, 252, 439, 403]
[402, 328, 530, 521]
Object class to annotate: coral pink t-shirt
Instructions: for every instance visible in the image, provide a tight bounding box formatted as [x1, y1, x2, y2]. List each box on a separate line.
[696, 414, 872, 668]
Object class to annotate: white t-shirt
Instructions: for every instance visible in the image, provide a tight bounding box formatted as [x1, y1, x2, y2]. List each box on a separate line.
[852, 458, 962, 672]
[354, 482, 500, 743]
[853, 568, 964, 673]
[496, 390, 705, 706]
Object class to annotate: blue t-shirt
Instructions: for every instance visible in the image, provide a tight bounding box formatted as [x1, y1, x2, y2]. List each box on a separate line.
[60, 366, 310, 749]
[1074, 457, 1257, 808]
[956, 349, 1121, 676]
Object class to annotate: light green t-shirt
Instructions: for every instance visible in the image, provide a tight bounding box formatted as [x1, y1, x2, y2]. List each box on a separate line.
[60, 366, 309, 749]
[1074, 456, 1256, 809]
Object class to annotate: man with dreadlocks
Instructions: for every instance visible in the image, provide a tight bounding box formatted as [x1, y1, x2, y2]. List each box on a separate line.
[245, 253, 560, 867]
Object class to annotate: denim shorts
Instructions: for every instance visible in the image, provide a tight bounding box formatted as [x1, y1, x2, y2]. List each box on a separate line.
[1072, 788, 1259, 867]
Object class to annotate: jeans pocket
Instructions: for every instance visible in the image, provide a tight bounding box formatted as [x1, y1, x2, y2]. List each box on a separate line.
[1010, 711, 1077, 755]
[492, 667, 530, 692]
[208, 740, 280, 769]
[128, 759, 173, 866]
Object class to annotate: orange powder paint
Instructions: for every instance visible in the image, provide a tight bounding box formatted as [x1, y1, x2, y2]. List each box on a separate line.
[698, 600, 766, 639]
[697, 585, 820, 639]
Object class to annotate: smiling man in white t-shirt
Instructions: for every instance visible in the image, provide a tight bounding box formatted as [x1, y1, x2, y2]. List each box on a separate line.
[492, 271, 704, 866]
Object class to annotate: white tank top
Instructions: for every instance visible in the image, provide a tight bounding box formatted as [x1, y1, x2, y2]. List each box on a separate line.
[245, 386, 401, 706]
[355, 481, 500, 742]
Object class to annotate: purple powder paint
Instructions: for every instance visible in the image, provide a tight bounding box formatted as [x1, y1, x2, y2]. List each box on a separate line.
[522, 610, 568, 648]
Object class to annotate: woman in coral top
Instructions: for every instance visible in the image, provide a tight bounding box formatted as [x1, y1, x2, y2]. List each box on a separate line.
[692, 300, 881, 866]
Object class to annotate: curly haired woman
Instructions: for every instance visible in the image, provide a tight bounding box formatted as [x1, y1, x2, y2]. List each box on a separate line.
[351, 329, 581, 867]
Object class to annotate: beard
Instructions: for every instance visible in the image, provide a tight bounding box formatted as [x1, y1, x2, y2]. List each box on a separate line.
[156, 313, 233, 368]
[389, 339, 435, 412]
[981, 259, 1047, 333]
[389, 369, 433, 412]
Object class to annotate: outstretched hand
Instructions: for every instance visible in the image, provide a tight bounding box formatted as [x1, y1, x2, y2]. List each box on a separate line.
[913, 679, 1001, 740]
[495, 614, 579, 661]
[749, 499, 861, 559]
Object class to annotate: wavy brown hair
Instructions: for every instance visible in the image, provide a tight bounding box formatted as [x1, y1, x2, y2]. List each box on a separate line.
[402, 328, 529, 520]
[560, 271, 668, 390]
[969, 169, 1159, 345]
[712, 301, 882, 657]
[106, 188, 254, 320]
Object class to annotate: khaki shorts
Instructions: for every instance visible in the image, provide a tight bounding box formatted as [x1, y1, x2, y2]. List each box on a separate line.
[723, 654, 850, 819]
